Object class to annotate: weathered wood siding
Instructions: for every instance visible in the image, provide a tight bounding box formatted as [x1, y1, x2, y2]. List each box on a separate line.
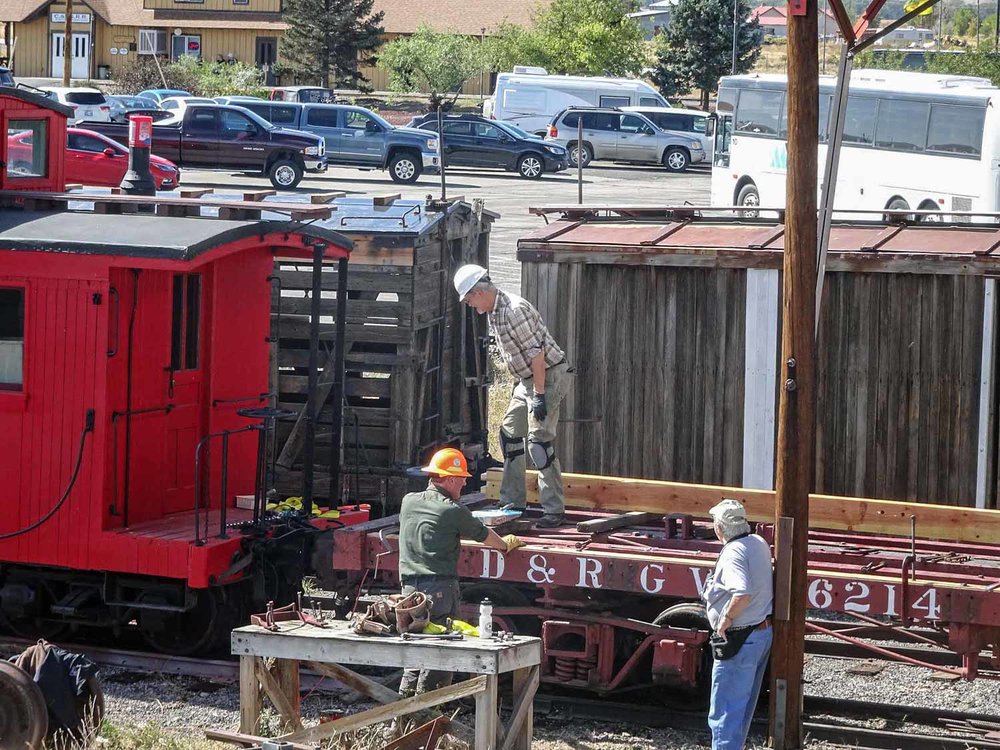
[814, 272, 985, 507]
[522, 262, 747, 486]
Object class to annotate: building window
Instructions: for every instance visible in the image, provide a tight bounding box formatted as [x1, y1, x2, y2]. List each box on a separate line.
[138, 29, 167, 55]
[5, 120, 48, 179]
[0, 289, 25, 391]
[170, 274, 200, 371]
[171, 34, 201, 60]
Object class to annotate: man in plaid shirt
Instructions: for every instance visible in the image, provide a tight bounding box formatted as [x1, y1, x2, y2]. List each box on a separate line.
[454, 264, 574, 528]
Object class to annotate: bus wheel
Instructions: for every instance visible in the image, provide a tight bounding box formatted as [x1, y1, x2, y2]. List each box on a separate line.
[884, 198, 912, 222]
[918, 201, 942, 222]
[736, 183, 759, 218]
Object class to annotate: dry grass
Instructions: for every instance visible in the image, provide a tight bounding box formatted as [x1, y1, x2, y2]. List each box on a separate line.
[751, 38, 842, 76]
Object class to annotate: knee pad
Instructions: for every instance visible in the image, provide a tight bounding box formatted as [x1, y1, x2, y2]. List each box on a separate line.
[527, 439, 556, 470]
[499, 429, 525, 461]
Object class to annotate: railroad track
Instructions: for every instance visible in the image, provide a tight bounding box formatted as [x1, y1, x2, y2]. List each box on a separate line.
[5, 637, 999, 749]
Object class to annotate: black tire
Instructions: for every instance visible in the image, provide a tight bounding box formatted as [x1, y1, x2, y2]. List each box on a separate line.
[517, 153, 544, 179]
[568, 142, 593, 169]
[267, 158, 303, 190]
[917, 200, 942, 222]
[389, 152, 422, 183]
[884, 197, 911, 222]
[736, 183, 760, 218]
[663, 147, 690, 173]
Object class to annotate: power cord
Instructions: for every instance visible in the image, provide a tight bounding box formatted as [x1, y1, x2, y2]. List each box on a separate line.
[0, 409, 95, 540]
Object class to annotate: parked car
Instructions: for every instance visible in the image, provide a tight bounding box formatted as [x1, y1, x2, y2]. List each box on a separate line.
[0, 67, 14, 87]
[484, 66, 670, 136]
[161, 96, 217, 113]
[7, 126, 180, 190]
[107, 94, 161, 122]
[237, 100, 439, 184]
[137, 88, 192, 104]
[214, 95, 263, 104]
[269, 86, 336, 103]
[624, 106, 713, 159]
[85, 104, 325, 189]
[39, 87, 111, 123]
[545, 107, 705, 172]
[407, 113, 567, 179]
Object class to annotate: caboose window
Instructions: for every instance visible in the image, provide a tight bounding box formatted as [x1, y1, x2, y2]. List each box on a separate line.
[0, 289, 24, 390]
[170, 274, 200, 371]
[5, 120, 48, 179]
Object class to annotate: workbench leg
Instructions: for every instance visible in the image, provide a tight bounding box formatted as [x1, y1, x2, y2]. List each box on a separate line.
[274, 659, 301, 719]
[239, 656, 262, 734]
[509, 666, 537, 750]
[474, 674, 499, 750]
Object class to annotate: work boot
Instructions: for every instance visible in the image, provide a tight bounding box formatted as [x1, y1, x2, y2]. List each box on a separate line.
[500, 501, 526, 512]
[535, 513, 565, 529]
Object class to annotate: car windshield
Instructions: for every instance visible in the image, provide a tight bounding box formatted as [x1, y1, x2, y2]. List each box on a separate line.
[496, 122, 533, 139]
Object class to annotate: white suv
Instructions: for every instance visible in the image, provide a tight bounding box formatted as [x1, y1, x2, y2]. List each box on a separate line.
[40, 87, 111, 123]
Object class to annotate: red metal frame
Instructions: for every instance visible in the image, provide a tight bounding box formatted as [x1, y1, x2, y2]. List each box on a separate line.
[329, 506, 1000, 691]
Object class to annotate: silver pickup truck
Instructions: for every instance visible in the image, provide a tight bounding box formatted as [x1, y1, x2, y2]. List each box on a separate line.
[222, 99, 440, 184]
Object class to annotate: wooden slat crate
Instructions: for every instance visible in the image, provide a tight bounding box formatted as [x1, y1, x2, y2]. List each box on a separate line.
[272, 198, 495, 511]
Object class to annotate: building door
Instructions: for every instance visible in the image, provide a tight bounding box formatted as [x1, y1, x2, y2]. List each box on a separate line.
[256, 37, 277, 85]
[50, 32, 90, 79]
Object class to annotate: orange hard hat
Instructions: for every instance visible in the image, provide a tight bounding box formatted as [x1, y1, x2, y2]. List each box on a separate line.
[422, 448, 472, 478]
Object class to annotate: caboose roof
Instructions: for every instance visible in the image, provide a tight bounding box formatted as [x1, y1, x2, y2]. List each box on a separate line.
[0, 210, 352, 261]
[0, 86, 74, 117]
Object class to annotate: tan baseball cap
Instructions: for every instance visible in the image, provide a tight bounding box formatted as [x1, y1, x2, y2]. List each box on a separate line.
[709, 498, 748, 524]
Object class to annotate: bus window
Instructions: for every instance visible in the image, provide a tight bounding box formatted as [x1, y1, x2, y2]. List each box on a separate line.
[735, 90, 783, 135]
[717, 87, 737, 115]
[843, 97, 877, 145]
[927, 104, 985, 157]
[875, 99, 930, 152]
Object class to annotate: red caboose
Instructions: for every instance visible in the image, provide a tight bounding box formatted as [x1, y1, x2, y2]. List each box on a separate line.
[0, 87, 354, 653]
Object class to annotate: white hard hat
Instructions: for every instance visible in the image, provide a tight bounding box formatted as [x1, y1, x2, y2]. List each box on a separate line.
[709, 498, 748, 525]
[454, 264, 489, 301]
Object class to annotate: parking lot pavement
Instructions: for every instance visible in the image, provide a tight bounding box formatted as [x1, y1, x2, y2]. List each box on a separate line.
[179, 161, 711, 291]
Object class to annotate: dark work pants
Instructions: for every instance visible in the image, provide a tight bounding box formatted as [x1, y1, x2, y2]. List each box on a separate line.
[398, 576, 461, 696]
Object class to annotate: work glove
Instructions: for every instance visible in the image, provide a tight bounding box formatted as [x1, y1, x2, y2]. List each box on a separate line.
[503, 534, 526, 553]
[530, 393, 547, 422]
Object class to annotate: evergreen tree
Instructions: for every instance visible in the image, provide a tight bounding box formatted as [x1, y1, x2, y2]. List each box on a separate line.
[651, 0, 762, 109]
[281, 0, 384, 89]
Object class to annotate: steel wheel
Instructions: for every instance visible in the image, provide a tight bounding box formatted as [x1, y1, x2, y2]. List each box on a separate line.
[0, 661, 48, 749]
[518, 154, 544, 179]
[273, 164, 296, 187]
[140, 587, 221, 656]
[653, 602, 713, 708]
[389, 153, 420, 183]
[664, 147, 689, 173]
[736, 183, 760, 219]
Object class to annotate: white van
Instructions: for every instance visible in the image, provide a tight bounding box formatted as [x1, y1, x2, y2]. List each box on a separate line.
[485, 66, 670, 136]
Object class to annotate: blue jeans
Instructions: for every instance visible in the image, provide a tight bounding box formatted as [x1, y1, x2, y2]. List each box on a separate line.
[708, 627, 773, 750]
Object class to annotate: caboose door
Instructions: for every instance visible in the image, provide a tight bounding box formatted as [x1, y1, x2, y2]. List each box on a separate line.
[162, 272, 204, 515]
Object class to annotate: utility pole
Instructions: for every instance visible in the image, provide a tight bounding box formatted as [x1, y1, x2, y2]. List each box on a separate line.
[62, 0, 73, 85]
[731, 0, 739, 74]
[770, 0, 817, 745]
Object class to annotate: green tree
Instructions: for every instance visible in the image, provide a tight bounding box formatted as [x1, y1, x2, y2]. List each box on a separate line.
[650, 0, 762, 109]
[533, 0, 648, 76]
[483, 21, 548, 73]
[281, 0, 384, 89]
[948, 6, 976, 36]
[377, 26, 484, 110]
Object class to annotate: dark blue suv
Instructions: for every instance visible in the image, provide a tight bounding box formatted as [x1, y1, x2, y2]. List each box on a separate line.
[407, 113, 567, 179]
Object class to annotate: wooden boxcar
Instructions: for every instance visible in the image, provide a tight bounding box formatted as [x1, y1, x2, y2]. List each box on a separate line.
[272, 197, 497, 512]
[517, 207, 1000, 510]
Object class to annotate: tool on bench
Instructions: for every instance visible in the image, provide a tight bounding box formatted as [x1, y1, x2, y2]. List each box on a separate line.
[250, 595, 328, 631]
[400, 632, 465, 641]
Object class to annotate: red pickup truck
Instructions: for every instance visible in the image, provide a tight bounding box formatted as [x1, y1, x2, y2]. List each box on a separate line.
[83, 103, 326, 189]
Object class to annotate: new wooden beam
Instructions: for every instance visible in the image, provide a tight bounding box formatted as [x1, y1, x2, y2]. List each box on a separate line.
[484, 470, 1000, 545]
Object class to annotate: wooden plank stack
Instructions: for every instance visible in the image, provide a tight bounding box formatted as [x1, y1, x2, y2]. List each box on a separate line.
[272, 198, 494, 510]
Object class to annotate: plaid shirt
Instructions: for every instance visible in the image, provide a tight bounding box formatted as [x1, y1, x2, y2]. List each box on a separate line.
[489, 290, 565, 379]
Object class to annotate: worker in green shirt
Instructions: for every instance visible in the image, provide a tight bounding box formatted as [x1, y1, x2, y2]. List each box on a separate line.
[398, 447, 522, 696]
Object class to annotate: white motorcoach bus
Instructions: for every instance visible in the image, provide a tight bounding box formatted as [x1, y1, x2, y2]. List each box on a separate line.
[711, 70, 999, 219]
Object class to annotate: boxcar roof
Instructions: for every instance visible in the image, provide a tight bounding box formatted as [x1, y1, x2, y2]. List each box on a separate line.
[0, 210, 352, 260]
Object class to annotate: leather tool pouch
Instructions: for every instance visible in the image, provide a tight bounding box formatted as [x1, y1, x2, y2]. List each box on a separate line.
[710, 624, 755, 661]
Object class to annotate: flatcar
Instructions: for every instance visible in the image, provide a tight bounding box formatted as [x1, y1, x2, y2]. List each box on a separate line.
[0, 86, 360, 654]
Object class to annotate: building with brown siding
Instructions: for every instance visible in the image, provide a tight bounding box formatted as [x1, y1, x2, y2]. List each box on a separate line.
[1, 0, 543, 93]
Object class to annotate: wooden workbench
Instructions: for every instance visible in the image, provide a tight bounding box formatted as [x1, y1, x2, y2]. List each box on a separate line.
[231, 621, 541, 750]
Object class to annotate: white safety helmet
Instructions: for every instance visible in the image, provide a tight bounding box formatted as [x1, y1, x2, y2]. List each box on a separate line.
[454, 264, 489, 301]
